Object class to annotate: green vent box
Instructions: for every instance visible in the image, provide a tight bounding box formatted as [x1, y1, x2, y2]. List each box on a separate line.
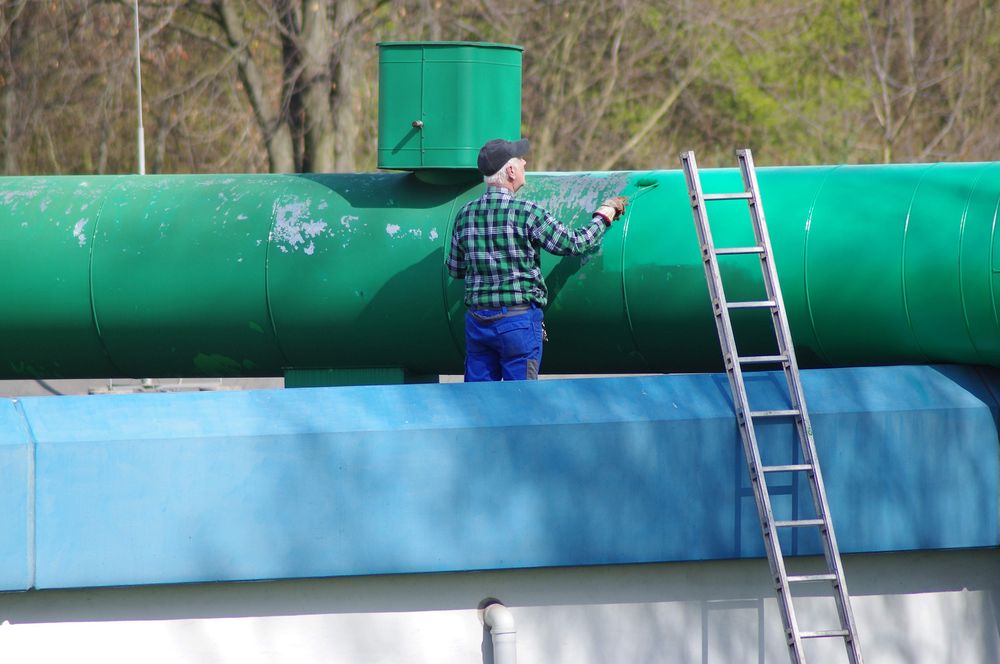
[378, 41, 523, 170]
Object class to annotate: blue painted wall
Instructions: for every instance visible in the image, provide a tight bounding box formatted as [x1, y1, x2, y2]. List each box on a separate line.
[0, 401, 31, 590]
[0, 365, 996, 591]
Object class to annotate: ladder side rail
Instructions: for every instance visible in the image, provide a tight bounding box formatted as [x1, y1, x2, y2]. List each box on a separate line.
[681, 151, 807, 662]
[682, 151, 748, 402]
[736, 149, 822, 481]
[737, 149, 844, 559]
[737, 148, 831, 518]
[681, 151, 747, 420]
[736, 150, 830, 546]
[737, 150, 865, 663]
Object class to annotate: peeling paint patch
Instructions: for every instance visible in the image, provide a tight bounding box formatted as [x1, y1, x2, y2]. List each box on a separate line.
[302, 220, 327, 237]
[304, 242, 315, 256]
[341, 214, 359, 230]
[386, 224, 401, 236]
[273, 201, 310, 247]
[73, 219, 89, 247]
[522, 172, 632, 220]
[237, 214, 248, 221]
[2, 190, 40, 206]
[272, 199, 328, 254]
[429, 228, 439, 241]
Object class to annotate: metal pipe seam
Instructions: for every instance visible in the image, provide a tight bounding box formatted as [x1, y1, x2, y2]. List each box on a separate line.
[898, 162, 933, 364]
[262, 184, 294, 370]
[440, 190, 471, 366]
[619, 178, 660, 369]
[84, 185, 122, 377]
[798, 163, 839, 368]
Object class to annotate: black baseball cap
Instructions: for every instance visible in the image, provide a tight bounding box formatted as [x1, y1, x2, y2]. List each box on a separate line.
[477, 138, 530, 176]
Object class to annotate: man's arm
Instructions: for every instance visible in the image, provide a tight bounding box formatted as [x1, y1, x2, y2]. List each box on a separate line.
[527, 197, 628, 257]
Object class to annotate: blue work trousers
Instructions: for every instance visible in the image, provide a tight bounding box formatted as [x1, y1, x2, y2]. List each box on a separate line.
[464, 305, 544, 382]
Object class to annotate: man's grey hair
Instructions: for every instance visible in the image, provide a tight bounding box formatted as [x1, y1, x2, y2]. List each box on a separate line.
[484, 157, 519, 186]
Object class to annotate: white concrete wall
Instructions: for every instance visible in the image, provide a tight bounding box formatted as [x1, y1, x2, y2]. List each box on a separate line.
[0, 549, 997, 663]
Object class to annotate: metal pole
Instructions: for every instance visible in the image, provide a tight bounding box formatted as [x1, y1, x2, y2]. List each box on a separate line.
[133, 0, 145, 175]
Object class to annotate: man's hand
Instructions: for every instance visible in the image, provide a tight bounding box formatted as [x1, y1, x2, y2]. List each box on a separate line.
[606, 196, 628, 218]
[594, 196, 630, 225]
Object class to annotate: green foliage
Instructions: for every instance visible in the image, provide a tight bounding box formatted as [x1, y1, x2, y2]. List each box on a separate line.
[684, 0, 872, 165]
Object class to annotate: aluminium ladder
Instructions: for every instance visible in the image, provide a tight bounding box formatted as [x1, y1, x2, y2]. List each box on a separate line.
[680, 149, 863, 664]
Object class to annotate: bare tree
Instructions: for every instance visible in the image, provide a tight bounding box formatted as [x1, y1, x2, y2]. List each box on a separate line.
[857, 0, 999, 162]
[1, 0, 996, 176]
[0, 0, 32, 174]
[193, 0, 386, 172]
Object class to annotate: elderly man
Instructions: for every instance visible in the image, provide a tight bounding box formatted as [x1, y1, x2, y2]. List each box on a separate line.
[446, 137, 628, 382]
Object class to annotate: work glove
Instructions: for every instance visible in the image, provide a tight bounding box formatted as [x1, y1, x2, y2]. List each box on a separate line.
[594, 196, 629, 226]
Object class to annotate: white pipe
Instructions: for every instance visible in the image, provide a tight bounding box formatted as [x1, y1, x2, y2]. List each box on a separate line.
[483, 602, 517, 664]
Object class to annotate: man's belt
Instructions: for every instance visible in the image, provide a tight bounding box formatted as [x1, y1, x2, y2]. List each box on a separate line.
[468, 304, 533, 322]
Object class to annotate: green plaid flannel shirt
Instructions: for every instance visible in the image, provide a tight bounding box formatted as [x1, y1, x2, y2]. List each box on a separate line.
[447, 187, 608, 307]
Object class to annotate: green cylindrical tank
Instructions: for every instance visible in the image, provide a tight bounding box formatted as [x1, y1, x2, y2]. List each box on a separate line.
[377, 41, 523, 170]
[0, 162, 997, 379]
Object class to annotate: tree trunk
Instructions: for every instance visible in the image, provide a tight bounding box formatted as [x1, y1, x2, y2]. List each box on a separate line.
[299, 0, 335, 172]
[276, 0, 304, 171]
[332, 0, 358, 172]
[1, 84, 16, 175]
[1, 0, 30, 175]
[421, 0, 442, 41]
[214, 0, 295, 173]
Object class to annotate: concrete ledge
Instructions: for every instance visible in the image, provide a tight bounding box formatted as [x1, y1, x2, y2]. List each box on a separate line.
[0, 365, 996, 590]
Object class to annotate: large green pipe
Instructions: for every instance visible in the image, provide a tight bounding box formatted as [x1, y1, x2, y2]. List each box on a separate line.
[0, 162, 997, 379]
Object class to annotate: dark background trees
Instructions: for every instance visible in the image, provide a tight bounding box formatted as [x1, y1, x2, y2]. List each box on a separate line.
[1, 0, 997, 175]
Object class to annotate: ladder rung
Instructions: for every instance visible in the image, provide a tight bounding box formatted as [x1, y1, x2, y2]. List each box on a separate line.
[715, 246, 764, 255]
[738, 354, 787, 364]
[703, 192, 753, 201]
[761, 463, 812, 473]
[775, 518, 826, 528]
[727, 300, 776, 309]
[799, 630, 850, 639]
[748, 409, 800, 418]
[786, 573, 837, 583]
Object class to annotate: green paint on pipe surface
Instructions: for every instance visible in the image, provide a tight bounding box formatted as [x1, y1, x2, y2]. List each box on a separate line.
[0, 163, 998, 379]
